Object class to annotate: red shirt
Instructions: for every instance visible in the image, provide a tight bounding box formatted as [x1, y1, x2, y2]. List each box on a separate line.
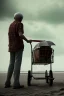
[8, 21, 24, 52]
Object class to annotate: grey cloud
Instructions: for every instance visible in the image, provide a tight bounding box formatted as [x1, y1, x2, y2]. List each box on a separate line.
[54, 46, 64, 56]
[19, 6, 64, 24]
[50, 39, 64, 56]
[29, 29, 55, 40]
[0, 0, 64, 24]
[0, 0, 16, 19]
[23, 6, 64, 24]
[24, 22, 56, 40]
[37, 7, 64, 24]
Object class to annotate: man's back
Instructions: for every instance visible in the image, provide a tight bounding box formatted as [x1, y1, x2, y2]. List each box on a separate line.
[8, 21, 24, 52]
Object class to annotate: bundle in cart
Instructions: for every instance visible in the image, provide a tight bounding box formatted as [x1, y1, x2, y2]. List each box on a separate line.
[32, 41, 55, 64]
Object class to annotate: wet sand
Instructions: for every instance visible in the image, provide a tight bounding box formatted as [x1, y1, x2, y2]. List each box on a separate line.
[0, 72, 64, 96]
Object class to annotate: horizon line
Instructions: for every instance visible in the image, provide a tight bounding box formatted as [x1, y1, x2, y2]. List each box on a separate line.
[0, 71, 64, 73]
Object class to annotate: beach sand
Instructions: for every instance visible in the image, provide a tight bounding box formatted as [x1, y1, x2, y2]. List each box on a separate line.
[0, 72, 64, 96]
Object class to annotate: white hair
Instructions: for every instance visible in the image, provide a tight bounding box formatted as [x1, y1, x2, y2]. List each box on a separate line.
[14, 12, 23, 19]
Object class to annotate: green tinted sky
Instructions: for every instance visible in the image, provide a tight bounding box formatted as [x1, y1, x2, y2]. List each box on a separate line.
[0, 0, 64, 72]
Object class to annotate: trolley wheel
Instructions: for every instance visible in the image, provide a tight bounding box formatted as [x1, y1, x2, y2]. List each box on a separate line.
[27, 70, 32, 86]
[45, 70, 48, 83]
[48, 70, 53, 86]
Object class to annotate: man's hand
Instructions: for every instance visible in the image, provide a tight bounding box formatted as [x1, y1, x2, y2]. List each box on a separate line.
[27, 40, 32, 43]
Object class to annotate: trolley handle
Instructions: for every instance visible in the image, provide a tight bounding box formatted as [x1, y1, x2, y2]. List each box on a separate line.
[30, 40, 45, 43]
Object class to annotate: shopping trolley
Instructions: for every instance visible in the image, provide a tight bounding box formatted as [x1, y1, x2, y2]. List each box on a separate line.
[27, 40, 55, 86]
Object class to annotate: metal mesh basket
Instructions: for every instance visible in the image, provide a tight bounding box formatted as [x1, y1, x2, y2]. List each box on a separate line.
[32, 46, 54, 65]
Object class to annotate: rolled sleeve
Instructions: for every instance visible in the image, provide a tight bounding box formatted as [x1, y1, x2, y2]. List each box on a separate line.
[18, 23, 24, 35]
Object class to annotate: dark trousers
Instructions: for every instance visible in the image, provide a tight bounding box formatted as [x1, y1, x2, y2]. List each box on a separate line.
[5, 49, 23, 86]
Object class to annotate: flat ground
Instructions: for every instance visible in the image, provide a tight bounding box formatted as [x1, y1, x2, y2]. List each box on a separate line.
[0, 72, 64, 96]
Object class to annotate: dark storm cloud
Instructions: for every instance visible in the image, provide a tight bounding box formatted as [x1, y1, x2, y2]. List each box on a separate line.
[22, 6, 64, 24]
[0, 0, 16, 19]
[37, 7, 64, 24]
[0, 0, 64, 24]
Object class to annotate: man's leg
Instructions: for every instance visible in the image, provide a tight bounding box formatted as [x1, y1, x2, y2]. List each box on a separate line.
[13, 49, 23, 87]
[5, 52, 15, 87]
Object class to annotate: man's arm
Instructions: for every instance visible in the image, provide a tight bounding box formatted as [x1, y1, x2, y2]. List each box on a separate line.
[18, 23, 31, 43]
[19, 32, 31, 43]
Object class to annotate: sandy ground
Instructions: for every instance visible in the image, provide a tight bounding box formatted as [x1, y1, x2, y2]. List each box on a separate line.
[0, 72, 64, 96]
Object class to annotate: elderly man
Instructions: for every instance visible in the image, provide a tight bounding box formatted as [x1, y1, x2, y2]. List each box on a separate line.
[5, 12, 31, 89]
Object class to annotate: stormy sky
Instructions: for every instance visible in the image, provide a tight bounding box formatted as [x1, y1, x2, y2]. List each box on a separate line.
[0, 0, 64, 72]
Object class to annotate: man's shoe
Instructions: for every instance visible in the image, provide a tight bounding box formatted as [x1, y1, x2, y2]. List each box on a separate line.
[13, 85, 24, 89]
[4, 85, 11, 88]
[5, 81, 11, 88]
